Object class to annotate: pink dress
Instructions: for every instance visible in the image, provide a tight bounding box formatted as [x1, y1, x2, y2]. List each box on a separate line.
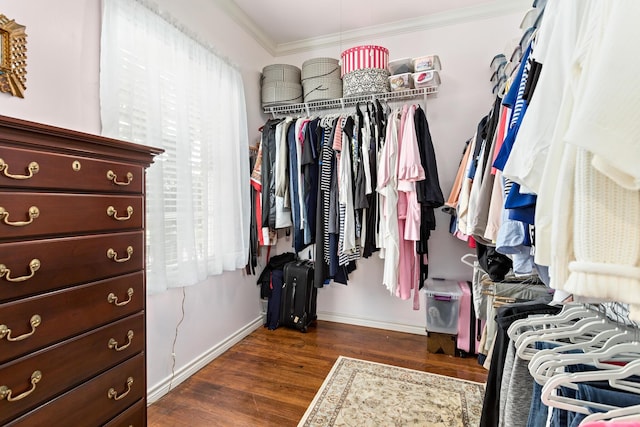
[397, 105, 426, 309]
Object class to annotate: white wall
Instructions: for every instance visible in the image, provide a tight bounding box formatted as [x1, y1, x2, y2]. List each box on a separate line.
[266, 12, 526, 332]
[0, 0, 526, 404]
[0, 0, 102, 132]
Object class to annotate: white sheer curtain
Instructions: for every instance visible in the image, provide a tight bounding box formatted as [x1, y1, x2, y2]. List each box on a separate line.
[100, 0, 250, 294]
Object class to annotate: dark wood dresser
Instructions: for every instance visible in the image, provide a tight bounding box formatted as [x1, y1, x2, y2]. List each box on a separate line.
[0, 115, 163, 426]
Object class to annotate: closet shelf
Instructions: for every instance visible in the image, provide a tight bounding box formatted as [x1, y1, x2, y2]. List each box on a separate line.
[262, 86, 438, 115]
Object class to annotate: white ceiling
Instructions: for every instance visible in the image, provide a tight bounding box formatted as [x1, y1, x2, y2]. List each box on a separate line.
[218, 0, 531, 55]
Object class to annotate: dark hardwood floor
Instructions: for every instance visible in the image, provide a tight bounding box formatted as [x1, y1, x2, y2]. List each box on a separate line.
[147, 320, 488, 426]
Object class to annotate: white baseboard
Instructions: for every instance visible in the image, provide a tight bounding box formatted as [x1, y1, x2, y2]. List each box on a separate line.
[317, 311, 427, 336]
[147, 316, 264, 404]
[147, 313, 424, 404]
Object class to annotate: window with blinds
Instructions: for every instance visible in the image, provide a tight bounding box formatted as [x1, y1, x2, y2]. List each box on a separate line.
[100, 0, 250, 294]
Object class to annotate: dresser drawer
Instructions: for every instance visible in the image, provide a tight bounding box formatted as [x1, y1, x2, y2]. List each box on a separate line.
[0, 231, 143, 303]
[6, 353, 145, 427]
[0, 145, 144, 193]
[0, 192, 143, 240]
[103, 399, 145, 427]
[0, 271, 144, 364]
[0, 314, 144, 425]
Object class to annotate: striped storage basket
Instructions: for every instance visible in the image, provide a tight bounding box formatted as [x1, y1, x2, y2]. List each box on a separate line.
[301, 57, 340, 81]
[262, 64, 301, 83]
[340, 45, 389, 77]
[261, 63, 302, 106]
[302, 76, 343, 102]
[261, 81, 303, 107]
[301, 57, 342, 102]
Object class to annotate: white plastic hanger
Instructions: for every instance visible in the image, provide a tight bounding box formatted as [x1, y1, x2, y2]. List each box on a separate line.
[516, 317, 613, 360]
[531, 325, 635, 361]
[520, 8, 543, 30]
[541, 358, 640, 415]
[530, 331, 636, 385]
[528, 328, 633, 382]
[514, 315, 605, 348]
[537, 341, 640, 384]
[580, 404, 640, 424]
[536, 341, 640, 388]
[507, 304, 597, 342]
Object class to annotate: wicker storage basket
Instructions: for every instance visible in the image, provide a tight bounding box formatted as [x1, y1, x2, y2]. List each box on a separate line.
[261, 64, 301, 83]
[303, 76, 343, 102]
[261, 80, 303, 106]
[301, 57, 340, 81]
[342, 68, 390, 97]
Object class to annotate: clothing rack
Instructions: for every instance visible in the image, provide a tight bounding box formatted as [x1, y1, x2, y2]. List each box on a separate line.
[262, 86, 438, 117]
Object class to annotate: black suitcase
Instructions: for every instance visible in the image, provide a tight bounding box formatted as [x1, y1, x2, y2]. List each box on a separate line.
[280, 260, 317, 332]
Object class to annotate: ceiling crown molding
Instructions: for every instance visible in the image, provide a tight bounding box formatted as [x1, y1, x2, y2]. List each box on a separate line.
[214, 0, 278, 55]
[277, 0, 531, 56]
[221, 0, 531, 57]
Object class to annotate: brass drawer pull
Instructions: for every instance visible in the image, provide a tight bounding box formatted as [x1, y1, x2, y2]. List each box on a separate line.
[0, 371, 42, 402]
[107, 205, 133, 221]
[107, 287, 134, 306]
[107, 377, 134, 401]
[0, 158, 39, 180]
[108, 330, 134, 352]
[107, 246, 133, 263]
[0, 315, 42, 342]
[0, 206, 39, 227]
[0, 259, 40, 282]
[107, 170, 133, 186]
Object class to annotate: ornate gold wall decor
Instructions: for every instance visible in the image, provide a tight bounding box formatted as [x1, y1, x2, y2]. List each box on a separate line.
[0, 14, 27, 98]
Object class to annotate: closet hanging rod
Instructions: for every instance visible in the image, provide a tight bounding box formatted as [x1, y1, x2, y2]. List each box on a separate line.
[262, 86, 438, 115]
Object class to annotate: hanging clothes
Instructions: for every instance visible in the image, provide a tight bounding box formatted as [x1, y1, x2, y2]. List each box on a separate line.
[377, 108, 401, 296]
[260, 119, 281, 230]
[254, 100, 444, 310]
[274, 119, 293, 228]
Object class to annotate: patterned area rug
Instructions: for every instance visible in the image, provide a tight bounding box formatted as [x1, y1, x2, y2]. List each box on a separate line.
[298, 356, 485, 427]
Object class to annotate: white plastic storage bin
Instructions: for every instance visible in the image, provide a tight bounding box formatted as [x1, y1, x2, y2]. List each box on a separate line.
[388, 73, 413, 91]
[413, 70, 441, 89]
[388, 57, 414, 75]
[412, 54, 442, 72]
[424, 279, 462, 334]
